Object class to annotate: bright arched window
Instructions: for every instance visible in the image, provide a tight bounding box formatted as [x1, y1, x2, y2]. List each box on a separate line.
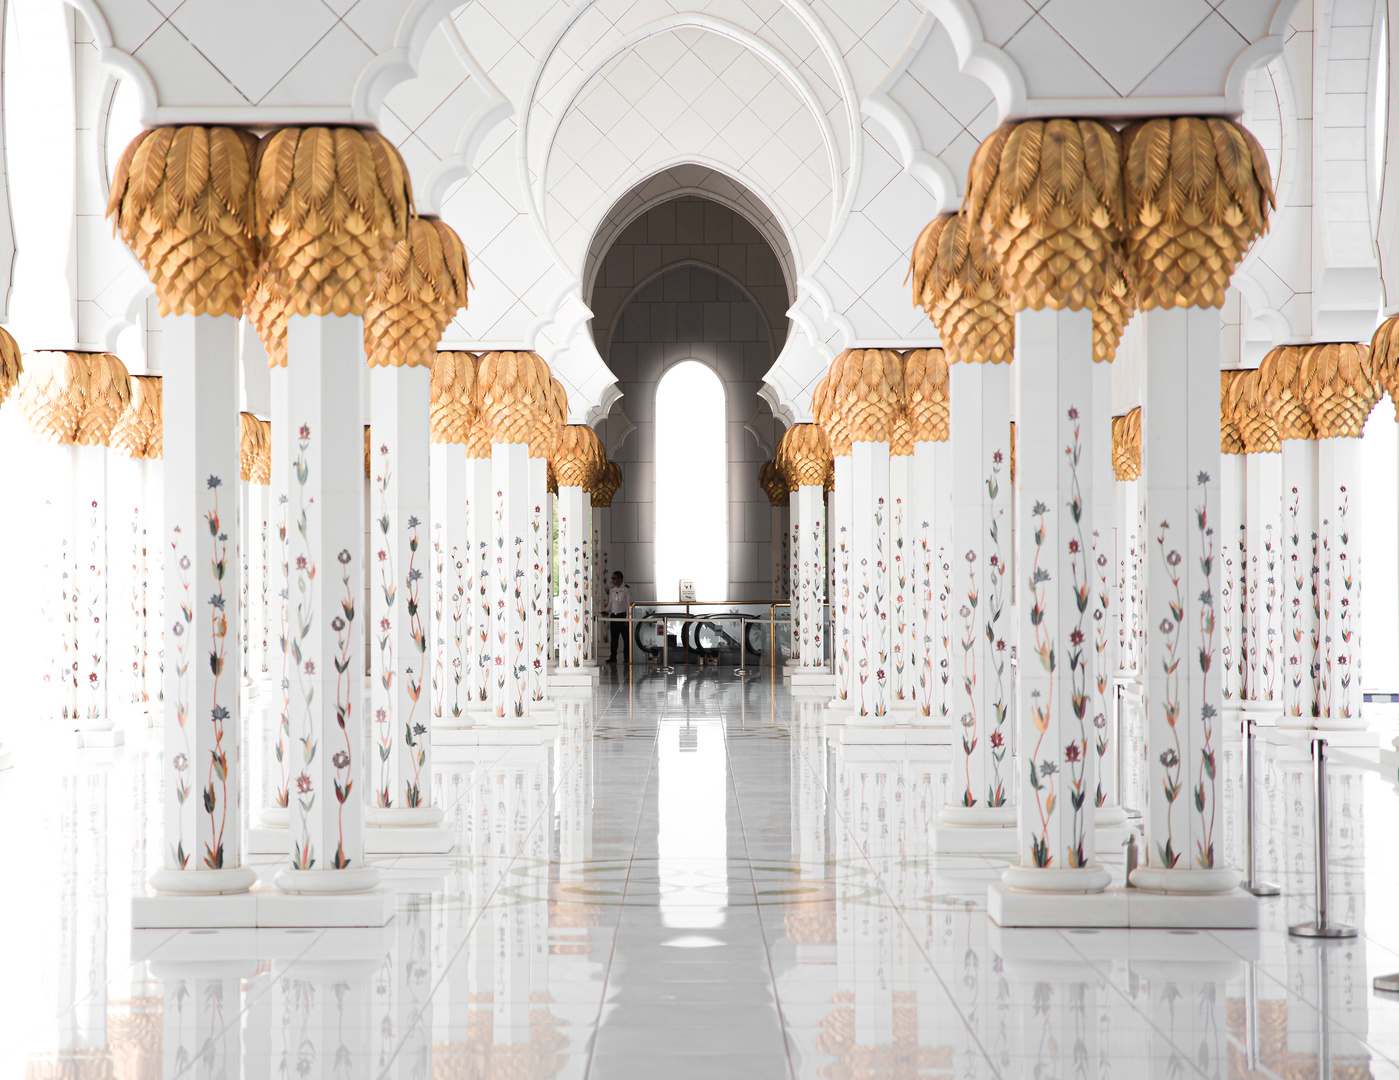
[655, 361, 728, 601]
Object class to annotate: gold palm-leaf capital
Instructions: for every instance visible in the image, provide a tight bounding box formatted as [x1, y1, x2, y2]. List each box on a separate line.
[18, 351, 131, 447]
[477, 350, 556, 456]
[1300, 342, 1379, 438]
[902, 347, 950, 442]
[551, 423, 603, 489]
[111, 375, 162, 459]
[1258, 344, 1314, 440]
[822, 348, 904, 448]
[0, 325, 22, 408]
[1369, 315, 1399, 419]
[1220, 370, 1247, 454]
[1227, 368, 1279, 453]
[1120, 116, 1273, 310]
[778, 423, 833, 488]
[107, 126, 262, 317]
[430, 350, 477, 444]
[966, 118, 1124, 313]
[364, 217, 470, 369]
[1111, 408, 1141, 480]
[909, 211, 1013, 363]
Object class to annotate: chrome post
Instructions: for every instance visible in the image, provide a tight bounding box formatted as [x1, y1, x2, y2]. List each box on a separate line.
[734, 615, 749, 677]
[1289, 737, 1356, 938]
[1241, 715, 1279, 897]
[660, 616, 673, 675]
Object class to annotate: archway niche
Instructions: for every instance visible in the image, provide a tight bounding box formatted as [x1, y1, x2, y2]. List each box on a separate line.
[588, 169, 794, 603]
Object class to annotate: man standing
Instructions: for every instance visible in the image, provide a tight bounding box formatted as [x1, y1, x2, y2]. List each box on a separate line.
[605, 570, 633, 663]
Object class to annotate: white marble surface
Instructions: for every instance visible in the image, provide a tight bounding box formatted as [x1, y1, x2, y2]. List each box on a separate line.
[3, 670, 1399, 1078]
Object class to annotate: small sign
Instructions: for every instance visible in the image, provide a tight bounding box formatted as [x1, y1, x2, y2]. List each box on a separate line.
[678, 579, 697, 602]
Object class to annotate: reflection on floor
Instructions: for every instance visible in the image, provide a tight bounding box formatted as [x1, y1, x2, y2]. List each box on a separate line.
[2, 670, 1399, 1079]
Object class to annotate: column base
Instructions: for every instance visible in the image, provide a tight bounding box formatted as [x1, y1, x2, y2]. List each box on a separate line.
[1240, 700, 1282, 727]
[1128, 866, 1240, 894]
[1093, 805, 1132, 854]
[552, 667, 599, 687]
[989, 882, 1258, 928]
[933, 807, 1018, 855]
[247, 825, 288, 855]
[149, 866, 257, 895]
[836, 724, 948, 747]
[1264, 726, 1378, 749]
[1002, 865, 1111, 893]
[435, 714, 476, 730]
[274, 866, 381, 895]
[364, 806, 453, 854]
[1314, 712, 1371, 734]
[789, 666, 832, 689]
[75, 726, 124, 749]
[133, 881, 394, 928]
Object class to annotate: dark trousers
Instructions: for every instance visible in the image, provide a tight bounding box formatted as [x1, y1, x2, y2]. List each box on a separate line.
[608, 618, 629, 661]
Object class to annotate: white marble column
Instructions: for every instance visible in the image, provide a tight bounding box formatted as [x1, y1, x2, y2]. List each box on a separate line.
[261, 365, 291, 828]
[1134, 306, 1234, 892]
[466, 452, 493, 709]
[490, 442, 532, 723]
[276, 314, 375, 892]
[528, 454, 551, 708]
[556, 483, 595, 673]
[793, 484, 826, 670]
[1005, 307, 1108, 890]
[1279, 438, 1319, 729]
[153, 313, 253, 893]
[1090, 359, 1124, 832]
[368, 364, 443, 829]
[1220, 443, 1245, 709]
[1242, 449, 1283, 721]
[938, 361, 1015, 847]
[430, 439, 470, 725]
[830, 454, 852, 705]
[848, 440, 892, 722]
[910, 435, 951, 725]
[73, 443, 112, 744]
[889, 451, 914, 709]
[1316, 436, 1364, 730]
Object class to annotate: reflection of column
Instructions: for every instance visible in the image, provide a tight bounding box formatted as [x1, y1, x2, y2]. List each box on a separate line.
[1302, 343, 1378, 732]
[430, 351, 476, 726]
[256, 125, 410, 893]
[273, 958, 378, 1080]
[154, 963, 249, 1078]
[1261, 345, 1320, 731]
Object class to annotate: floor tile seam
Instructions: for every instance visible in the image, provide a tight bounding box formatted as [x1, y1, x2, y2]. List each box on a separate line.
[170, 928, 330, 1080]
[1203, 928, 1399, 1069]
[789, 726, 1006, 1080]
[378, 703, 622, 1080]
[582, 702, 659, 1080]
[720, 712, 798, 1080]
[50, 927, 184, 1026]
[1049, 926, 1235, 1078]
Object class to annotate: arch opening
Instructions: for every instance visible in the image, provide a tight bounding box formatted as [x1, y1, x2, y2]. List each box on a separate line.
[655, 360, 728, 602]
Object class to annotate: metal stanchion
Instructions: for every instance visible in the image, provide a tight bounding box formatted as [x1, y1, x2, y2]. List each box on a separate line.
[1241, 715, 1280, 897]
[1243, 961, 1263, 1072]
[1289, 737, 1356, 939]
[659, 616, 673, 675]
[734, 615, 750, 676]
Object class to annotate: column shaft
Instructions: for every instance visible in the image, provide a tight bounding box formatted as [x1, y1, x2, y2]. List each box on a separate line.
[1139, 306, 1230, 887]
[557, 485, 590, 669]
[848, 441, 892, 720]
[794, 484, 825, 668]
[74, 445, 109, 732]
[430, 442, 469, 725]
[491, 443, 531, 722]
[1317, 437, 1364, 729]
[280, 314, 370, 884]
[466, 456, 492, 707]
[889, 454, 914, 706]
[1280, 439, 1319, 727]
[1089, 361, 1119, 813]
[527, 456, 550, 706]
[369, 365, 433, 813]
[159, 313, 248, 883]
[831, 455, 852, 702]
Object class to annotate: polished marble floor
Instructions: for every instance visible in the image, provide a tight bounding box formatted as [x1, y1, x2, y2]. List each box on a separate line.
[4, 669, 1399, 1078]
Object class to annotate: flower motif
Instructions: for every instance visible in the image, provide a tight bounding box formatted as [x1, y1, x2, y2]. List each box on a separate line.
[1159, 749, 1179, 770]
[1067, 406, 1079, 420]
[1063, 742, 1081, 763]
[88, 672, 97, 683]
[331, 616, 345, 632]
[295, 772, 313, 794]
[172, 753, 189, 772]
[375, 708, 386, 722]
[408, 569, 422, 582]
[1038, 759, 1058, 777]
[377, 550, 387, 562]
[1093, 712, 1107, 729]
[209, 593, 226, 610]
[380, 617, 391, 631]
[1159, 619, 1175, 634]
[1032, 501, 1049, 516]
[172, 623, 184, 636]
[1069, 629, 1084, 646]
[211, 705, 229, 722]
[303, 660, 316, 675]
[1197, 471, 1212, 485]
[206, 475, 222, 489]
[876, 669, 885, 680]
[178, 556, 191, 571]
[995, 639, 1005, 651]
[993, 450, 1003, 464]
[1166, 551, 1182, 567]
[990, 732, 1004, 748]
[413, 723, 426, 736]
[337, 550, 351, 564]
[332, 750, 350, 769]
[1068, 539, 1080, 554]
[296, 555, 308, 570]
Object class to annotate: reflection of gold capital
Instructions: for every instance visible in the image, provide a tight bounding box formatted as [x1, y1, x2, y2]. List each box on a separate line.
[255, 127, 413, 317]
[1301, 342, 1379, 439]
[19, 351, 132, 447]
[107, 126, 261, 317]
[551, 424, 604, 489]
[776, 423, 832, 489]
[364, 217, 470, 369]
[111, 375, 163, 460]
[967, 119, 1124, 313]
[1111, 408, 1141, 480]
[909, 211, 1012, 364]
[364, 424, 371, 479]
[1258, 344, 1314, 440]
[430, 350, 477, 445]
[902, 348, 949, 442]
[1120, 116, 1273, 310]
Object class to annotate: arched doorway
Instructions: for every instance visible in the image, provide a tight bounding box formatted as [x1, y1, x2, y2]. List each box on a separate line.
[654, 360, 728, 601]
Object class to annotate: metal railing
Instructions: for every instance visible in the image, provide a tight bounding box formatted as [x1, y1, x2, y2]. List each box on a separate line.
[588, 599, 828, 672]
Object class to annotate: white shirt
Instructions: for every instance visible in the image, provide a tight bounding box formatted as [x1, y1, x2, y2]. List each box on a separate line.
[606, 584, 633, 614]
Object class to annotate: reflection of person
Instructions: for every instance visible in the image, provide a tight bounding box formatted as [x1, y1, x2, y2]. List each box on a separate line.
[605, 571, 633, 663]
